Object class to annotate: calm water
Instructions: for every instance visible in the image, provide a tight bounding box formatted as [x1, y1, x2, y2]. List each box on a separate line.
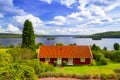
[0, 37, 120, 50]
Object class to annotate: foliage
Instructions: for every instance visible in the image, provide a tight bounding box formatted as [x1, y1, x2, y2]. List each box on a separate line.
[0, 63, 38, 80]
[90, 59, 96, 66]
[69, 43, 77, 46]
[91, 31, 120, 38]
[114, 43, 120, 50]
[56, 43, 64, 46]
[7, 48, 34, 61]
[21, 19, 35, 51]
[53, 61, 58, 67]
[0, 52, 13, 67]
[91, 44, 101, 51]
[103, 47, 107, 51]
[93, 53, 104, 61]
[9, 44, 14, 48]
[99, 57, 109, 65]
[0, 43, 2, 47]
[36, 42, 44, 49]
[19, 59, 54, 76]
[114, 68, 120, 79]
[62, 61, 67, 66]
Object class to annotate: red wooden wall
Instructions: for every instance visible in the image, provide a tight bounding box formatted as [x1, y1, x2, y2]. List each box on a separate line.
[73, 58, 91, 65]
[40, 58, 91, 65]
[49, 58, 57, 64]
[62, 58, 68, 62]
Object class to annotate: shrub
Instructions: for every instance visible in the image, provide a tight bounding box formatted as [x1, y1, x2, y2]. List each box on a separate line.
[9, 44, 14, 48]
[53, 61, 58, 67]
[94, 53, 104, 61]
[107, 74, 118, 80]
[91, 44, 101, 51]
[62, 61, 67, 66]
[20, 59, 54, 76]
[56, 43, 64, 46]
[114, 43, 120, 50]
[90, 59, 96, 66]
[99, 57, 109, 65]
[0, 63, 38, 80]
[7, 48, 34, 61]
[36, 42, 44, 49]
[0, 52, 13, 67]
[42, 62, 54, 72]
[100, 74, 108, 80]
[114, 68, 120, 79]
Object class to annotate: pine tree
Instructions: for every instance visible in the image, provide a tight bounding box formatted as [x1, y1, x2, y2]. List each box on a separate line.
[21, 19, 35, 51]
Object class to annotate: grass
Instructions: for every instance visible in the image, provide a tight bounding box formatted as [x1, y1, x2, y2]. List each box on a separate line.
[55, 63, 120, 74]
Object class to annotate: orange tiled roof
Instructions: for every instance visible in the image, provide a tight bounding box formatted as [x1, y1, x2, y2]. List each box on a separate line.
[38, 46, 92, 58]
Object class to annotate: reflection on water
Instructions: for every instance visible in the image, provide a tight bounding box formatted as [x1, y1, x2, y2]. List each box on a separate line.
[0, 37, 120, 50]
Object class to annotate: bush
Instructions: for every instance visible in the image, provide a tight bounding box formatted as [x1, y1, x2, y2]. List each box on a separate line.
[0, 63, 38, 80]
[100, 74, 108, 80]
[56, 43, 64, 46]
[90, 59, 96, 66]
[114, 43, 120, 50]
[99, 57, 109, 65]
[20, 59, 54, 76]
[9, 44, 14, 48]
[107, 74, 118, 80]
[53, 61, 58, 67]
[36, 42, 44, 49]
[94, 53, 104, 61]
[0, 52, 13, 67]
[114, 68, 120, 79]
[7, 48, 34, 61]
[62, 61, 67, 66]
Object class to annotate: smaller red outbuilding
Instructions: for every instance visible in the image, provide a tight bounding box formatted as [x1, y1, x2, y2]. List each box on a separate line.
[38, 46, 92, 65]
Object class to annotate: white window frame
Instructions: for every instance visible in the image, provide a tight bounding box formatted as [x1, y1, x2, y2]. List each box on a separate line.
[80, 58, 85, 62]
[68, 58, 73, 62]
[45, 58, 50, 62]
[67, 58, 73, 65]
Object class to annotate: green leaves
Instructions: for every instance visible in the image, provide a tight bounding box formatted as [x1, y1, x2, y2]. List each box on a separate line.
[21, 19, 35, 51]
[113, 43, 120, 50]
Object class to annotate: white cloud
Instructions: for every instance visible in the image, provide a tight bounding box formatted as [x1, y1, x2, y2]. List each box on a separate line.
[105, 2, 120, 11]
[10, 14, 46, 34]
[12, 14, 44, 28]
[0, 26, 5, 33]
[40, 0, 52, 4]
[36, 29, 49, 35]
[0, 13, 4, 18]
[78, 0, 89, 10]
[60, 0, 76, 8]
[6, 24, 20, 33]
[49, 16, 66, 25]
[0, 0, 26, 15]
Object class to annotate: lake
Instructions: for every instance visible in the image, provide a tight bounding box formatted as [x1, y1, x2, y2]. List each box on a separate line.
[0, 37, 120, 50]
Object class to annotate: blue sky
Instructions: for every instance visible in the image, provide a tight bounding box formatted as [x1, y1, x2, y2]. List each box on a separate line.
[0, 0, 120, 35]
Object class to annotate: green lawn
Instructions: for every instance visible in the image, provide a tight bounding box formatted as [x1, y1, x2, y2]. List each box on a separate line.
[55, 63, 120, 74]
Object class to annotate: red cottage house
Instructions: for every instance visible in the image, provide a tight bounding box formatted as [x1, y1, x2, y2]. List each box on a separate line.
[38, 46, 93, 65]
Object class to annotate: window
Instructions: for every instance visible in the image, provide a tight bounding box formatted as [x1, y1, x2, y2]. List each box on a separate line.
[68, 58, 73, 65]
[80, 58, 85, 62]
[68, 58, 73, 62]
[45, 58, 50, 62]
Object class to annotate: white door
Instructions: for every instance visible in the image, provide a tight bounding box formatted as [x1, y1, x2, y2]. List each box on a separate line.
[57, 58, 62, 65]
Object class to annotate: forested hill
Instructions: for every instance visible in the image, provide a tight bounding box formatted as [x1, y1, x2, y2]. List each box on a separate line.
[90, 31, 120, 38]
[0, 33, 21, 38]
[0, 31, 120, 38]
